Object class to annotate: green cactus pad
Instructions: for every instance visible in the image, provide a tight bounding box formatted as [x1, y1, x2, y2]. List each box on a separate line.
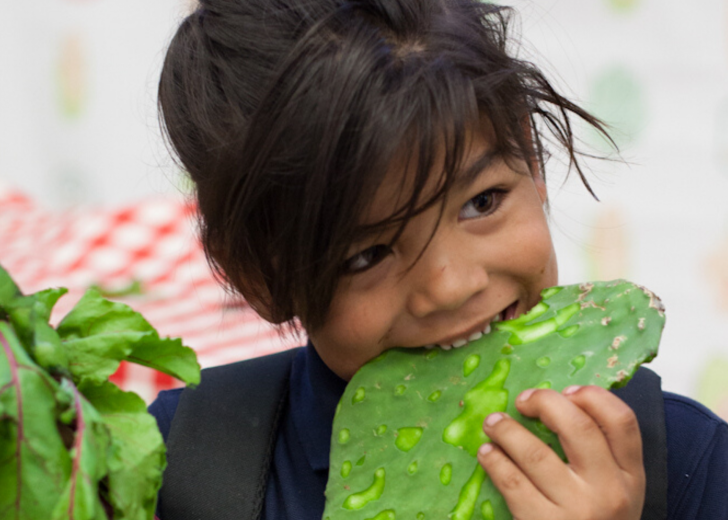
[323, 280, 665, 520]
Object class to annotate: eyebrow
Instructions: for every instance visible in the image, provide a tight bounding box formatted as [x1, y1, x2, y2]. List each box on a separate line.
[453, 148, 501, 190]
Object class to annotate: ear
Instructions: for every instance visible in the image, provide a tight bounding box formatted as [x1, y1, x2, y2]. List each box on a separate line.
[522, 117, 548, 205]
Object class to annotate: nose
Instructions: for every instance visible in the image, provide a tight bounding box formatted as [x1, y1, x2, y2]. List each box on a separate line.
[406, 234, 489, 318]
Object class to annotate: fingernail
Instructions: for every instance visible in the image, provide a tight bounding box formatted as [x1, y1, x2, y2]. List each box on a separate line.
[479, 443, 494, 457]
[563, 385, 581, 395]
[485, 412, 506, 427]
[517, 389, 535, 402]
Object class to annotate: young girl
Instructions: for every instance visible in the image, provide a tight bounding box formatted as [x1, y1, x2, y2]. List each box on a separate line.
[149, 0, 728, 518]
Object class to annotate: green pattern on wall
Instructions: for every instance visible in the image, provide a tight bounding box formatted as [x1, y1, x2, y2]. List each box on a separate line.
[697, 357, 728, 421]
[57, 33, 88, 119]
[586, 65, 647, 153]
[606, 0, 640, 13]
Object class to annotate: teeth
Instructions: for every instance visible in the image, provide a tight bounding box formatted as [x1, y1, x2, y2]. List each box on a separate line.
[433, 321, 496, 351]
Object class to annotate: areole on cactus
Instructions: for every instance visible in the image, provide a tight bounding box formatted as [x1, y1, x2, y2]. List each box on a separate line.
[323, 280, 665, 520]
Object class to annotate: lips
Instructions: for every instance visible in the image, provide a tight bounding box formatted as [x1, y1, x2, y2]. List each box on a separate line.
[425, 301, 519, 351]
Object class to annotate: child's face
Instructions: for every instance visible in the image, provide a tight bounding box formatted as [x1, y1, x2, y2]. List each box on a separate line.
[308, 128, 557, 381]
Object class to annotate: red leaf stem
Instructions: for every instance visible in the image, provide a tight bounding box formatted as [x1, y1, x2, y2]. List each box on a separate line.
[1, 328, 23, 520]
[67, 383, 86, 519]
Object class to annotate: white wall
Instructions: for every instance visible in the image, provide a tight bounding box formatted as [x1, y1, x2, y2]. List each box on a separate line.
[1, 0, 727, 414]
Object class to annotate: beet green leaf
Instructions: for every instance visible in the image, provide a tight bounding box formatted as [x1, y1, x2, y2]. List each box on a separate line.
[0, 264, 201, 520]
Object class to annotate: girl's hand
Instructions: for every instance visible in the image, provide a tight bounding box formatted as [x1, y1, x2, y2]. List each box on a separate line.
[477, 385, 645, 520]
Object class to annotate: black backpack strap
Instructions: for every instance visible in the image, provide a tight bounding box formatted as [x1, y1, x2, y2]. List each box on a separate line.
[159, 347, 301, 520]
[612, 367, 668, 520]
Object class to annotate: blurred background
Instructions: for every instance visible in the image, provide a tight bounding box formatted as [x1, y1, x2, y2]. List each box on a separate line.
[1, 0, 727, 419]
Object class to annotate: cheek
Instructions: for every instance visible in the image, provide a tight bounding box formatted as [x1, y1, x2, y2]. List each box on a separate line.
[316, 293, 397, 354]
[327, 297, 391, 345]
[508, 209, 557, 282]
[312, 288, 400, 370]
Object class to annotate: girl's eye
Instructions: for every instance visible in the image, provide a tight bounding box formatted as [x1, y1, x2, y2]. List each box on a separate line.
[343, 244, 392, 274]
[459, 189, 506, 220]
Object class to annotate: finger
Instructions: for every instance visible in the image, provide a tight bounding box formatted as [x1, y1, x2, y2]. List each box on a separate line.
[562, 385, 643, 475]
[481, 411, 576, 503]
[514, 388, 618, 476]
[477, 441, 558, 519]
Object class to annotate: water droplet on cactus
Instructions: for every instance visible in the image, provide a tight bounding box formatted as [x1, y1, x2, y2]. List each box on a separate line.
[559, 325, 580, 338]
[371, 352, 389, 363]
[425, 349, 439, 360]
[443, 359, 511, 456]
[395, 427, 423, 452]
[536, 381, 552, 389]
[481, 499, 494, 520]
[353, 387, 366, 404]
[376, 424, 387, 436]
[535, 420, 550, 434]
[338, 429, 351, 444]
[343, 468, 386, 510]
[367, 510, 395, 520]
[500, 345, 513, 355]
[463, 354, 480, 376]
[451, 465, 487, 520]
[536, 356, 551, 368]
[439, 463, 453, 485]
[570, 355, 586, 375]
[394, 384, 406, 395]
[541, 286, 562, 299]
[407, 461, 418, 475]
[417, 513, 425, 520]
[497, 302, 579, 345]
[428, 390, 442, 402]
[341, 461, 352, 478]
[356, 455, 366, 466]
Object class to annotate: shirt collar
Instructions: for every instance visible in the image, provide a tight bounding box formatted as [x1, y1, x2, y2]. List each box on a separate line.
[289, 341, 348, 472]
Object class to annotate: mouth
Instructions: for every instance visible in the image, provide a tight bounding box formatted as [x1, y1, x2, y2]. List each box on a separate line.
[425, 300, 519, 351]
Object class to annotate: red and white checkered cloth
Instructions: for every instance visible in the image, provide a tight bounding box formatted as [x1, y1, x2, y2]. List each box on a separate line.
[0, 185, 302, 402]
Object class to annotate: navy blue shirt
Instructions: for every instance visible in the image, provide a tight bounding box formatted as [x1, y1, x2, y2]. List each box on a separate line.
[149, 344, 728, 519]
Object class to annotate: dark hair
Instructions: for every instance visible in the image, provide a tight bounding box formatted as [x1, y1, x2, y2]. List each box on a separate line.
[158, 0, 608, 330]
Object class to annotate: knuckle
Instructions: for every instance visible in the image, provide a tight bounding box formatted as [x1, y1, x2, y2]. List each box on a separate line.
[573, 415, 599, 436]
[498, 470, 524, 492]
[612, 408, 639, 431]
[614, 494, 632, 514]
[580, 505, 598, 520]
[606, 489, 632, 516]
[601, 482, 637, 516]
[522, 445, 550, 467]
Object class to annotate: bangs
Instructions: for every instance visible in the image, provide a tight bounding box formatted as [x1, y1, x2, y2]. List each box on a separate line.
[348, 67, 482, 248]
